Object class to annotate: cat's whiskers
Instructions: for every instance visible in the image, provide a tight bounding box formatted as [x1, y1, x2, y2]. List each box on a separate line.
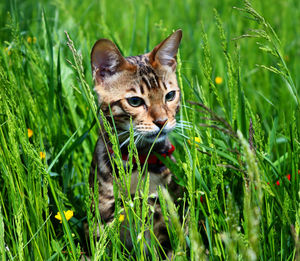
[117, 130, 130, 137]
[173, 130, 190, 139]
[176, 120, 192, 127]
[177, 120, 192, 125]
[138, 135, 147, 147]
[134, 134, 143, 147]
[120, 132, 139, 149]
[175, 124, 192, 130]
[181, 104, 193, 109]
[176, 122, 192, 127]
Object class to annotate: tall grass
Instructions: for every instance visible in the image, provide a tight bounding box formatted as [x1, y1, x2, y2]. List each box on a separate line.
[0, 0, 299, 260]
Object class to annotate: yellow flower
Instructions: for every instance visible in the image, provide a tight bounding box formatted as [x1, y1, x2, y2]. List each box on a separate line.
[39, 152, 46, 159]
[5, 47, 11, 56]
[55, 210, 74, 223]
[188, 137, 201, 147]
[215, 76, 223, 85]
[33, 37, 37, 44]
[119, 214, 125, 222]
[28, 128, 33, 138]
[27, 36, 32, 44]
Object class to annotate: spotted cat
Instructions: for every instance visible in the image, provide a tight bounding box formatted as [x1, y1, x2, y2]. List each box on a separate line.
[89, 29, 182, 257]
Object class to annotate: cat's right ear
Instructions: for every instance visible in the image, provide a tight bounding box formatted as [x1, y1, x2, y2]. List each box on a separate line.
[149, 29, 182, 72]
[91, 39, 133, 83]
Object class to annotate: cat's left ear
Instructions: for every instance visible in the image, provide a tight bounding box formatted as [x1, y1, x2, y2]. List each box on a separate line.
[149, 29, 182, 72]
[91, 39, 135, 84]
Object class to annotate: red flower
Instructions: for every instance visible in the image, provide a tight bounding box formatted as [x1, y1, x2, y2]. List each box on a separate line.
[200, 196, 204, 203]
[274, 170, 299, 186]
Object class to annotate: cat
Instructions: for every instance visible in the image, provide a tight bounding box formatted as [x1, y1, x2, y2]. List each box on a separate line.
[88, 29, 182, 258]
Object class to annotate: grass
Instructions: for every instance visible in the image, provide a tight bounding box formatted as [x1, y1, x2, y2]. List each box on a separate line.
[0, 0, 300, 260]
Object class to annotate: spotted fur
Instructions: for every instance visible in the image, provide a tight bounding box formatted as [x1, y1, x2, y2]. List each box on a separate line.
[89, 30, 182, 257]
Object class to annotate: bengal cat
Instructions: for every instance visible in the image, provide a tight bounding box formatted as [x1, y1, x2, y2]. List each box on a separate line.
[89, 29, 182, 258]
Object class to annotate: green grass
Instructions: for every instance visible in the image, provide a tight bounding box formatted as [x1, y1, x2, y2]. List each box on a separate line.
[0, 0, 300, 260]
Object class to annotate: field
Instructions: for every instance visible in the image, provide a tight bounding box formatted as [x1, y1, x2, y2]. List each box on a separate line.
[0, 0, 300, 260]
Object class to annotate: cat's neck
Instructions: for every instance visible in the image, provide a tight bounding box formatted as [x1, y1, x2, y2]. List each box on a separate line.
[134, 138, 173, 155]
[101, 129, 172, 155]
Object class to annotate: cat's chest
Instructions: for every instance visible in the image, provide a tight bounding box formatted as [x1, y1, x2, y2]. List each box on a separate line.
[129, 166, 172, 195]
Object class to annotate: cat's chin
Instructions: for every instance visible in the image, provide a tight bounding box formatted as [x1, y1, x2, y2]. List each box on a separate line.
[143, 133, 167, 144]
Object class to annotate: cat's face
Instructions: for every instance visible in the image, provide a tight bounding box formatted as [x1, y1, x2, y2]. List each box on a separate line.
[91, 30, 182, 144]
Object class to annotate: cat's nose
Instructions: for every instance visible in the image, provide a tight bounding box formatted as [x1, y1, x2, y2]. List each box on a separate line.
[153, 119, 168, 129]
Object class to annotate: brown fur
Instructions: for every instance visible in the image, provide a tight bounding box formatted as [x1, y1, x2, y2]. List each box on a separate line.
[88, 30, 183, 258]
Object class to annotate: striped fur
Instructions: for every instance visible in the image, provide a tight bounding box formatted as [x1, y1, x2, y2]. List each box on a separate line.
[88, 30, 183, 257]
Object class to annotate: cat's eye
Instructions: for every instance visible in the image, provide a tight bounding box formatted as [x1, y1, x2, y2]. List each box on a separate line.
[165, 91, 176, 102]
[127, 97, 144, 107]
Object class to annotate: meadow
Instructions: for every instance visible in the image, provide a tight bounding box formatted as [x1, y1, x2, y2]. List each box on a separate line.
[0, 0, 300, 260]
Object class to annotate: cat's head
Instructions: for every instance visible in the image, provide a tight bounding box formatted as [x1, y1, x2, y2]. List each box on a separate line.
[91, 30, 182, 144]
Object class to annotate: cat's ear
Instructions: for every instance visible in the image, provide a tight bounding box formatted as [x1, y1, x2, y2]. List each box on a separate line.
[149, 29, 182, 72]
[91, 39, 134, 83]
